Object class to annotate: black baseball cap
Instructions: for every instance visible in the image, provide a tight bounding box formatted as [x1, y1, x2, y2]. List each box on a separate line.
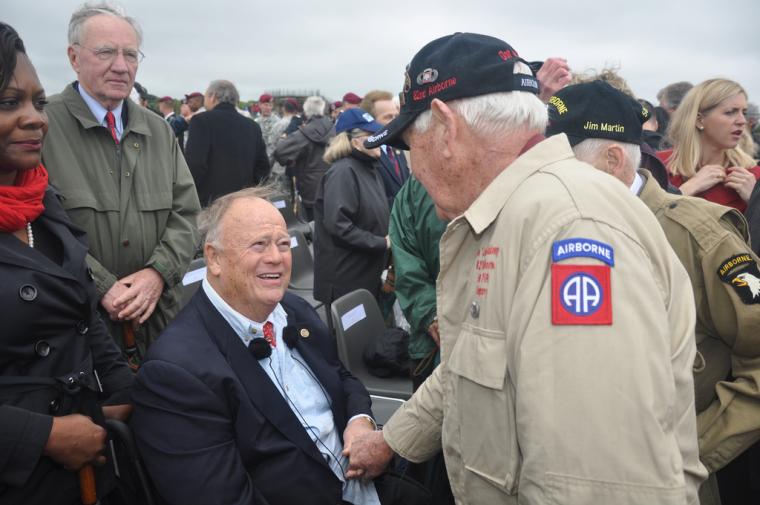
[545, 80, 650, 146]
[364, 32, 540, 150]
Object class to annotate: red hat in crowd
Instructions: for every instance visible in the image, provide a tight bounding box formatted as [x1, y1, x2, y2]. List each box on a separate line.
[259, 93, 273, 103]
[158, 96, 173, 103]
[333, 101, 343, 109]
[283, 97, 301, 113]
[185, 91, 203, 100]
[342, 92, 362, 104]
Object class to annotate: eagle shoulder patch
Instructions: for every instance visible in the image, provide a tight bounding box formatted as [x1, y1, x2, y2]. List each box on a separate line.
[717, 254, 760, 304]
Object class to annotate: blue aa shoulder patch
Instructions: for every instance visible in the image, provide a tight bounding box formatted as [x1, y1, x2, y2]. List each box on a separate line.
[552, 238, 614, 266]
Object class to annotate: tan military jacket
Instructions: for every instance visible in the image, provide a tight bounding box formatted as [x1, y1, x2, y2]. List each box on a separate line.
[639, 171, 760, 473]
[383, 135, 706, 505]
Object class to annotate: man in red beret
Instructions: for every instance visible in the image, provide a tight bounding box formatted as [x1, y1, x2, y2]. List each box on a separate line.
[255, 93, 281, 160]
[342, 92, 362, 110]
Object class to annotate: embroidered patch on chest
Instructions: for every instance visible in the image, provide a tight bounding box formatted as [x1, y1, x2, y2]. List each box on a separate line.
[552, 264, 612, 325]
[552, 238, 614, 266]
[718, 254, 760, 305]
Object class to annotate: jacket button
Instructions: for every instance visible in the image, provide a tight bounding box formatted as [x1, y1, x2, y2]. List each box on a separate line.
[19, 284, 37, 301]
[34, 340, 51, 357]
[76, 320, 89, 335]
[49, 398, 60, 413]
[86, 267, 95, 280]
[122, 239, 130, 247]
[470, 301, 480, 319]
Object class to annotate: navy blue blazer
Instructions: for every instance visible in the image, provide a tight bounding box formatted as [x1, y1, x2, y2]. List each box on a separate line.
[377, 147, 410, 205]
[131, 291, 373, 505]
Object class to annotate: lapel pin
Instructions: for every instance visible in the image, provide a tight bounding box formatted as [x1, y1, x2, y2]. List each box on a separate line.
[300, 328, 310, 338]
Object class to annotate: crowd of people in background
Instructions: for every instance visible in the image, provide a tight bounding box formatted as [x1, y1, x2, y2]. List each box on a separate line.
[2, 1, 760, 505]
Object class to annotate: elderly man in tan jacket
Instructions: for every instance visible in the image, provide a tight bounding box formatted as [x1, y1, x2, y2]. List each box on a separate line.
[545, 80, 760, 505]
[345, 33, 707, 505]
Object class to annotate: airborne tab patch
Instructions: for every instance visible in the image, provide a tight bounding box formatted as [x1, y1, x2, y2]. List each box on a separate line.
[718, 254, 760, 304]
[552, 264, 612, 325]
[552, 238, 614, 266]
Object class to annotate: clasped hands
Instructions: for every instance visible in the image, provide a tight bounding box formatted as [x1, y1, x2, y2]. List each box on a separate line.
[682, 164, 756, 202]
[101, 267, 165, 324]
[342, 419, 395, 481]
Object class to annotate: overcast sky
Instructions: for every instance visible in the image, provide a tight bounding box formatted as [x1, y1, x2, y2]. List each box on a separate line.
[4, 0, 760, 106]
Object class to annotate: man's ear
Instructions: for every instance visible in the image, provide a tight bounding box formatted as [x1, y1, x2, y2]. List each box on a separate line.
[67, 46, 80, 73]
[430, 99, 458, 159]
[606, 144, 626, 173]
[205, 243, 222, 277]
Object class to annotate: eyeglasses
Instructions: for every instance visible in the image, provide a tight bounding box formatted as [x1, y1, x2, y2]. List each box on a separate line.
[75, 44, 144, 64]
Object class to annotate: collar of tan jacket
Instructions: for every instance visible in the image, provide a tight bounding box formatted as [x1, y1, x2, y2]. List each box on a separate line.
[463, 133, 576, 235]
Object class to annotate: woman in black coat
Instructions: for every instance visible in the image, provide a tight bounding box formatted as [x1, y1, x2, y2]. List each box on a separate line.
[313, 108, 390, 306]
[0, 23, 133, 504]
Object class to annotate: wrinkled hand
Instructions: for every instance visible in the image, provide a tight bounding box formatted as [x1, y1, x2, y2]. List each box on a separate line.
[724, 166, 757, 202]
[428, 320, 440, 347]
[680, 164, 725, 196]
[537, 57, 572, 103]
[113, 268, 165, 324]
[343, 417, 375, 456]
[101, 280, 130, 320]
[344, 430, 394, 480]
[44, 414, 107, 471]
[103, 403, 133, 421]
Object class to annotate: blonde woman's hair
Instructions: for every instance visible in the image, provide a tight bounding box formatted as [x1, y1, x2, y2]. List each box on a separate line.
[665, 78, 756, 178]
[323, 129, 365, 164]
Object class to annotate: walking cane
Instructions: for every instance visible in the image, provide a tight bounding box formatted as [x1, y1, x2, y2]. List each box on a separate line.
[123, 323, 141, 371]
[79, 465, 98, 505]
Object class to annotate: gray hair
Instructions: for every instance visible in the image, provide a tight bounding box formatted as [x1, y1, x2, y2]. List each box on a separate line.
[412, 61, 547, 138]
[658, 81, 693, 110]
[68, 2, 143, 46]
[302, 96, 326, 119]
[198, 186, 277, 248]
[572, 138, 641, 175]
[206, 80, 239, 106]
[747, 102, 759, 123]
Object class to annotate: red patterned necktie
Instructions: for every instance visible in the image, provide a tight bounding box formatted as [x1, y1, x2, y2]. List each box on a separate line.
[387, 148, 401, 178]
[263, 321, 276, 348]
[105, 111, 119, 144]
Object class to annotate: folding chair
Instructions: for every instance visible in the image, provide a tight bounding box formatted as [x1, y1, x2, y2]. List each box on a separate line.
[330, 289, 413, 400]
[269, 193, 312, 241]
[370, 395, 405, 427]
[106, 419, 160, 505]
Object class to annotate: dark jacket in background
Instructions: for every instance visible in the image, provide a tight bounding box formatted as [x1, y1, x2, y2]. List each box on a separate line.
[166, 112, 188, 152]
[377, 146, 410, 206]
[747, 182, 760, 255]
[185, 102, 270, 206]
[273, 116, 335, 208]
[0, 189, 134, 505]
[313, 151, 390, 303]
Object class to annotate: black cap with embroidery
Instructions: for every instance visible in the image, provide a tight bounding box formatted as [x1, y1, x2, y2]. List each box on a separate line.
[545, 80, 650, 147]
[364, 32, 540, 150]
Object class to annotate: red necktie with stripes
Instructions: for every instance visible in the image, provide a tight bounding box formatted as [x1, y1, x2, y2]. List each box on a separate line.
[263, 321, 276, 348]
[387, 148, 401, 178]
[105, 111, 119, 144]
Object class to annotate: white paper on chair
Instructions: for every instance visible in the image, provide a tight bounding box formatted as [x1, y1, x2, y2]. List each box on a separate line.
[290, 236, 298, 248]
[273, 200, 286, 209]
[341, 304, 366, 330]
[182, 267, 207, 286]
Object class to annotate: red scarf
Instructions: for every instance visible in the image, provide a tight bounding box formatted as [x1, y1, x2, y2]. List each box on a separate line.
[0, 165, 48, 232]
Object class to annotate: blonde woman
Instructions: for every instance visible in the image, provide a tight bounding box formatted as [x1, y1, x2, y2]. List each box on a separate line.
[312, 108, 390, 310]
[658, 78, 760, 211]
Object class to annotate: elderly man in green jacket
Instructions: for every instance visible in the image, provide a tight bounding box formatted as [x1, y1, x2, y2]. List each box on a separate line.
[42, 3, 200, 357]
